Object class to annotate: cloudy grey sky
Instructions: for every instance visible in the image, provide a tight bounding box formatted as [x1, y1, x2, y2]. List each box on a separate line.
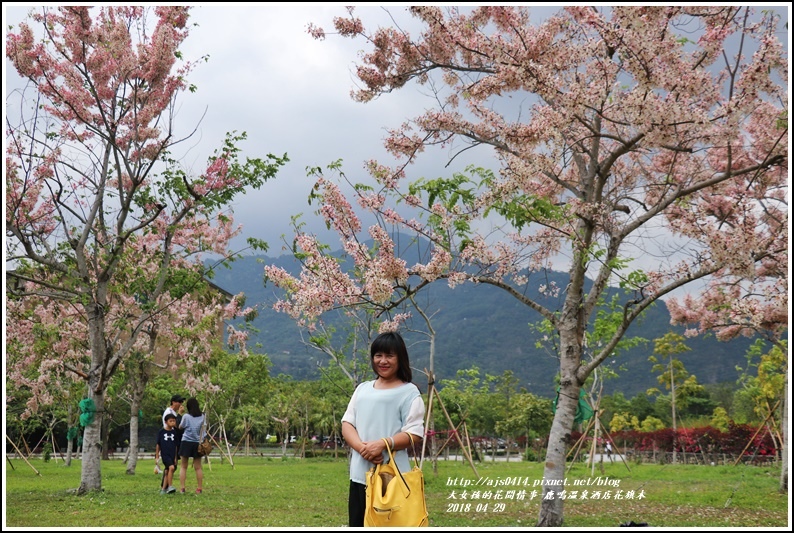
[170, 4, 440, 254]
[4, 4, 790, 283]
[4, 4, 427, 253]
[5, 4, 579, 257]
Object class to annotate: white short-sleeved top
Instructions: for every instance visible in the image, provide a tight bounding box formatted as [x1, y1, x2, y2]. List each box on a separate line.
[342, 380, 425, 484]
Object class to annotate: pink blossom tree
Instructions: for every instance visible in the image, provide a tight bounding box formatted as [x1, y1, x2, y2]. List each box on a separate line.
[266, 7, 788, 525]
[6, 244, 253, 473]
[5, 6, 285, 493]
[111, 255, 253, 475]
[666, 203, 787, 492]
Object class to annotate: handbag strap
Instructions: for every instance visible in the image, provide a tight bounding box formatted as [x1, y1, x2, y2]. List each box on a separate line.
[405, 433, 419, 469]
[381, 433, 419, 494]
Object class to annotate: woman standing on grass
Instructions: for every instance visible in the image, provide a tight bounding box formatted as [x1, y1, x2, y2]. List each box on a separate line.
[341, 331, 425, 526]
[178, 397, 206, 494]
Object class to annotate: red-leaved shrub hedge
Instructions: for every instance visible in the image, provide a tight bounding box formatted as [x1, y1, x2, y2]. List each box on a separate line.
[571, 423, 776, 455]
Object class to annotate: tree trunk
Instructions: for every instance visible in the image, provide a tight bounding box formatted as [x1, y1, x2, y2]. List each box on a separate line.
[126, 361, 147, 475]
[66, 437, 74, 467]
[537, 375, 581, 526]
[126, 398, 141, 474]
[50, 424, 60, 464]
[538, 253, 587, 527]
[780, 374, 788, 493]
[537, 317, 583, 526]
[101, 416, 111, 461]
[245, 422, 251, 457]
[670, 359, 677, 465]
[79, 308, 110, 494]
[77, 391, 104, 494]
[65, 404, 74, 467]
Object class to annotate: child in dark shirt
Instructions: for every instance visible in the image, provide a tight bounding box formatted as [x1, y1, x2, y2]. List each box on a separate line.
[155, 413, 179, 494]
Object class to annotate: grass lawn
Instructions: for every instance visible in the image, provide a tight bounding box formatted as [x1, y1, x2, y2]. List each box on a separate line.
[4, 455, 789, 528]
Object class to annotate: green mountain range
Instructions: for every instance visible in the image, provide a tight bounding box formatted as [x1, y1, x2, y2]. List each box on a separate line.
[208, 245, 756, 399]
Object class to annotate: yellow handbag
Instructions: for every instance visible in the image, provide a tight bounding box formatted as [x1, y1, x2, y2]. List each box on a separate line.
[364, 434, 428, 527]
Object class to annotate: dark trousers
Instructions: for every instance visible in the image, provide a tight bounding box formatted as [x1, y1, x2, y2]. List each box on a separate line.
[348, 480, 367, 527]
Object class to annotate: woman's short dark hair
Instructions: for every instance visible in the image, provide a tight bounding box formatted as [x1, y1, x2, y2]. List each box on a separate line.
[186, 397, 202, 417]
[370, 331, 412, 383]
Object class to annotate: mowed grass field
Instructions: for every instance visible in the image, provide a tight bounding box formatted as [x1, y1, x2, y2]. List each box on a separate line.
[4, 455, 789, 528]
